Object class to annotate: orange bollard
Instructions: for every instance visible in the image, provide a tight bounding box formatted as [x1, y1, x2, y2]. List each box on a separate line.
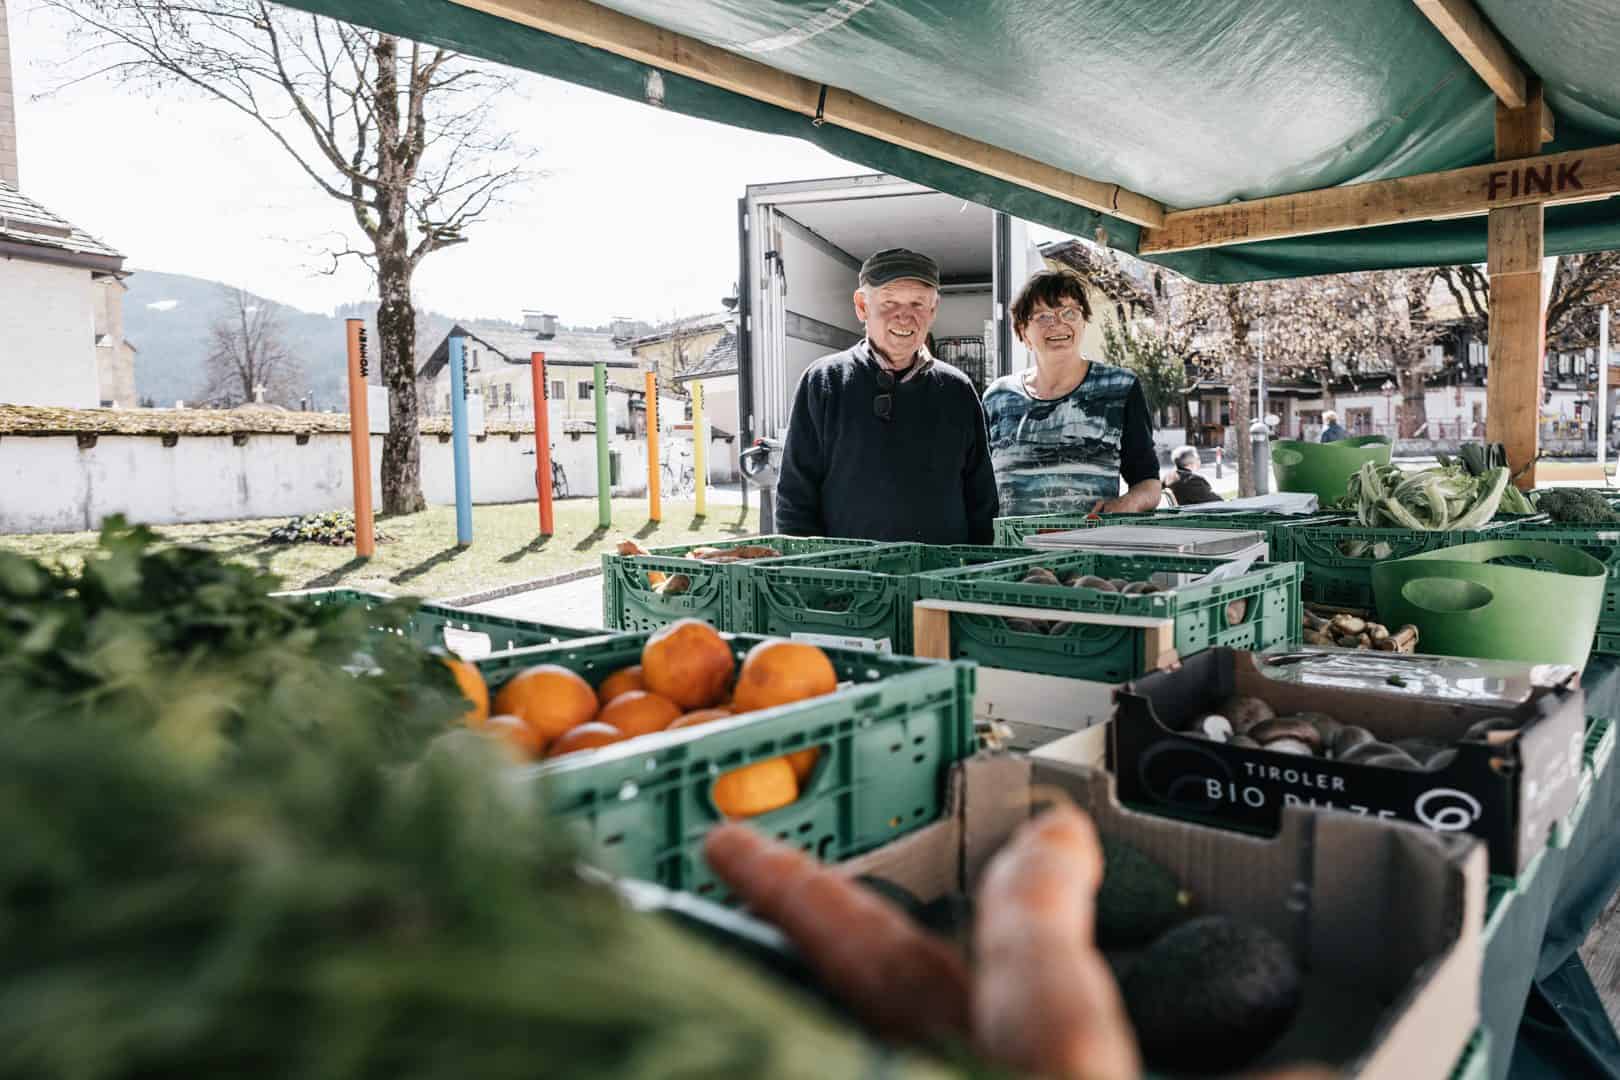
[345, 319, 375, 558]
[647, 370, 661, 522]
[532, 352, 554, 536]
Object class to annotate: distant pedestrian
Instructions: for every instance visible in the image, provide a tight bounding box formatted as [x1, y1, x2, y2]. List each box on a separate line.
[1166, 446, 1222, 505]
[1320, 410, 1346, 444]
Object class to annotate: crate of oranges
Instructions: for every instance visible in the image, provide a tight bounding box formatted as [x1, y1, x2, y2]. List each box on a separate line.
[440, 618, 975, 894]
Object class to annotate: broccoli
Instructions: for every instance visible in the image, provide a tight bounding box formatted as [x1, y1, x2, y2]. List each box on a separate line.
[1533, 488, 1620, 524]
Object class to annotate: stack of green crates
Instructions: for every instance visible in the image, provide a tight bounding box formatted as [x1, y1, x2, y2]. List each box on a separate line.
[732, 543, 1039, 653]
[1269, 522, 1515, 609]
[993, 509, 1348, 557]
[273, 587, 601, 654]
[600, 535, 878, 632]
[470, 632, 976, 895]
[914, 550, 1301, 682]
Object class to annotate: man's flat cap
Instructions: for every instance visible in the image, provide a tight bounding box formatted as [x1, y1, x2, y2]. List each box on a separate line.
[859, 247, 940, 288]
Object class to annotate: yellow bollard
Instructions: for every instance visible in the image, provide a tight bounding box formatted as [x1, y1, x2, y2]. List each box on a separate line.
[692, 381, 707, 516]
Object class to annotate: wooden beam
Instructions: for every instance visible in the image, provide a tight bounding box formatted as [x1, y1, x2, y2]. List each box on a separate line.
[450, 0, 1166, 229]
[1486, 94, 1547, 490]
[1137, 140, 1620, 254]
[1413, 0, 1528, 107]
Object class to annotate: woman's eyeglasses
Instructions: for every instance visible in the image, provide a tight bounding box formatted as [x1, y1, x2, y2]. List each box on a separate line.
[873, 367, 895, 422]
[1028, 307, 1085, 328]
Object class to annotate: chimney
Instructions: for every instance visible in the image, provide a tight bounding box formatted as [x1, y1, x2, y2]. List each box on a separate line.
[522, 310, 557, 339]
[0, 0, 18, 189]
[253, 384, 266, 404]
[610, 315, 638, 343]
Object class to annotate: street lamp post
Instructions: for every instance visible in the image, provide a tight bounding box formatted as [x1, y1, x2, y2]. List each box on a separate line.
[1381, 380, 1396, 437]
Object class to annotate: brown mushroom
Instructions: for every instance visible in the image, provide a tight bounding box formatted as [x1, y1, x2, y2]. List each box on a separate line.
[1215, 695, 1276, 735]
[1329, 725, 1376, 759]
[1249, 717, 1324, 755]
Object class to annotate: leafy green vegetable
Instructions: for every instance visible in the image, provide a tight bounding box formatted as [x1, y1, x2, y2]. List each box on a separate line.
[1342, 461, 1511, 531]
[0, 517, 963, 1079]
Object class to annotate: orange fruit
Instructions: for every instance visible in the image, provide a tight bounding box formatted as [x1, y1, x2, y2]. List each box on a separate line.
[598, 690, 682, 738]
[786, 747, 821, 784]
[492, 664, 598, 740]
[731, 639, 838, 713]
[597, 665, 646, 708]
[641, 618, 736, 710]
[712, 757, 799, 818]
[485, 713, 547, 761]
[668, 707, 734, 731]
[444, 656, 490, 727]
[547, 721, 627, 759]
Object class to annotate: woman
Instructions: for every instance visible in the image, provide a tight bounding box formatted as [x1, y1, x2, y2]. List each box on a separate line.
[982, 270, 1161, 516]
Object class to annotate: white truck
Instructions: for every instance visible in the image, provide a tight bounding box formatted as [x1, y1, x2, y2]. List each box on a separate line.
[736, 173, 1049, 528]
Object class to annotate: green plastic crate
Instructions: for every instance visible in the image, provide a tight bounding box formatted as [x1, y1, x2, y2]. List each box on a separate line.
[601, 535, 878, 633]
[913, 551, 1301, 681]
[1275, 522, 1510, 609]
[273, 587, 600, 655]
[1494, 521, 1620, 651]
[734, 543, 1040, 652]
[471, 631, 976, 895]
[993, 509, 1347, 553]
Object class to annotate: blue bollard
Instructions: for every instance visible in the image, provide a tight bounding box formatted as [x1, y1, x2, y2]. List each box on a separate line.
[448, 334, 474, 546]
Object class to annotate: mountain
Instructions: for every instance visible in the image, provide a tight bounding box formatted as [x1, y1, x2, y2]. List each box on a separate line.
[124, 270, 355, 409]
[121, 271, 588, 410]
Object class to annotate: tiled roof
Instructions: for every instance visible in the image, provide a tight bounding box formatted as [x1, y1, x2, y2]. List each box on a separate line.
[420, 323, 630, 379]
[0, 403, 540, 437]
[0, 182, 125, 267]
[628, 312, 731, 349]
[674, 329, 739, 382]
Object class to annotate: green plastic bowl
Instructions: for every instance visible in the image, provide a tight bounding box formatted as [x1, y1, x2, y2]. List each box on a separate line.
[1371, 540, 1606, 668]
[1271, 436, 1392, 504]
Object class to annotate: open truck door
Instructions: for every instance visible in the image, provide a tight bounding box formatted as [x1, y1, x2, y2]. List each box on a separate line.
[738, 174, 1030, 531]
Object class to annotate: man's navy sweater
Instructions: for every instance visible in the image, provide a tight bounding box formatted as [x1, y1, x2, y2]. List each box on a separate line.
[774, 342, 1000, 544]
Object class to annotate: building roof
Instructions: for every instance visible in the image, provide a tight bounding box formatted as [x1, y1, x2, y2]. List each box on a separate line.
[673, 328, 739, 383]
[627, 312, 731, 349]
[420, 323, 632, 379]
[0, 182, 125, 271]
[1039, 239, 1156, 316]
[0, 403, 539, 438]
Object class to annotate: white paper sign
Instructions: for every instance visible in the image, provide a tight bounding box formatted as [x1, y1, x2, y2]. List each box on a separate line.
[442, 627, 493, 660]
[791, 631, 892, 655]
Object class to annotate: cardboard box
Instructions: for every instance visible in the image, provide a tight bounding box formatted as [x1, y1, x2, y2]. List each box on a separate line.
[843, 751, 1485, 1079]
[1111, 648, 1586, 876]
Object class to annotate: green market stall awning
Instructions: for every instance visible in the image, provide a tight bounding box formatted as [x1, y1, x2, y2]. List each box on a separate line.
[270, 0, 1620, 284]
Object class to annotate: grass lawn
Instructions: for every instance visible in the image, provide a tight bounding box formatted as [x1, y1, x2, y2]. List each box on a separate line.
[0, 498, 760, 600]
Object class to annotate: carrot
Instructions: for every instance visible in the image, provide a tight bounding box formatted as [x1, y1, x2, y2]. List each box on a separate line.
[703, 824, 971, 1044]
[973, 805, 1139, 1080]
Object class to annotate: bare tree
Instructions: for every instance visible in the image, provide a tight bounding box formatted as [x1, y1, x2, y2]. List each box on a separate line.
[49, 1, 532, 512]
[1434, 253, 1620, 350]
[199, 286, 303, 407]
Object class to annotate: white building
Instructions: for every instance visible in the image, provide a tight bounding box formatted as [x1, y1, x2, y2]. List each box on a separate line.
[0, 183, 132, 409]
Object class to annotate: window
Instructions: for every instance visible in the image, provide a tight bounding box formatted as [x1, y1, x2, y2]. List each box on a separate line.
[503, 384, 513, 406]
[578, 382, 592, 400]
[443, 394, 451, 412]
[468, 347, 480, 371]
[550, 379, 564, 401]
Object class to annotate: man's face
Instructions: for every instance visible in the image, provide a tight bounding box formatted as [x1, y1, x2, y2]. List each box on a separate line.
[854, 279, 939, 361]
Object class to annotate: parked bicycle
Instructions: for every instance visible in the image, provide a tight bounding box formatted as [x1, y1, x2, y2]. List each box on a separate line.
[660, 445, 695, 497]
[520, 447, 570, 499]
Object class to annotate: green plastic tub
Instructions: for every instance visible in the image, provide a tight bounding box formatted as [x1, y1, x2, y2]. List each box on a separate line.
[471, 632, 976, 895]
[1371, 539, 1607, 668]
[1271, 435, 1392, 504]
[914, 551, 1301, 682]
[1278, 522, 1511, 609]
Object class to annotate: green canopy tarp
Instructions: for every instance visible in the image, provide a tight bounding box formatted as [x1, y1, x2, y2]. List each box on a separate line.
[273, 0, 1620, 282]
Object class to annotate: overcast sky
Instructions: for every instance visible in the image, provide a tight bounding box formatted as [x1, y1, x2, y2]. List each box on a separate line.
[6, 1, 909, 325]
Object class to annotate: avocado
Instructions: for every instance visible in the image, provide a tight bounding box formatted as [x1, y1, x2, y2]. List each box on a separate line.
[1122, 915, 1303, 1075]
[1096, 837, 1193, 948]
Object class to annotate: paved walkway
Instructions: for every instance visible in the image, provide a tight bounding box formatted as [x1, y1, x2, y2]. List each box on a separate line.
[470, 573, 609, 629]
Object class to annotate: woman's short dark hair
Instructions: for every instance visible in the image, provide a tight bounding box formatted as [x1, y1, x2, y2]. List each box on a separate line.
[1011, 270, 1093, 339]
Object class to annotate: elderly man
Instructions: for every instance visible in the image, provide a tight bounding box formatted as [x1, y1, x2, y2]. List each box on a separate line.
[1165, 445, 1221, 505]
[775, 248, 999, 543]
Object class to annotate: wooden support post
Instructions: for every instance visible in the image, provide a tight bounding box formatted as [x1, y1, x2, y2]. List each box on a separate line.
[1487, 81, 1549, 490]
[912, 604, 953, 661]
